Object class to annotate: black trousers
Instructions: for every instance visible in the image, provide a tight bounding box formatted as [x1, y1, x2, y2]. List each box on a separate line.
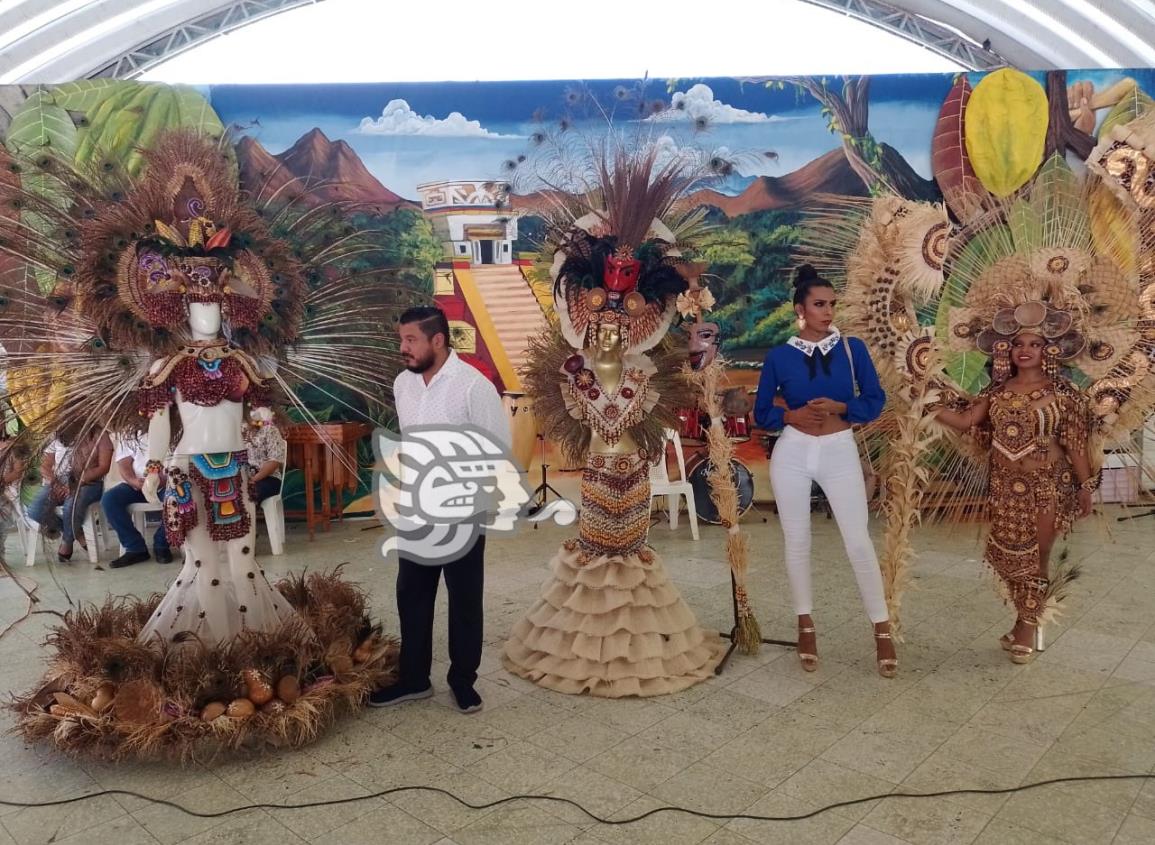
[396, 534, 485, 691]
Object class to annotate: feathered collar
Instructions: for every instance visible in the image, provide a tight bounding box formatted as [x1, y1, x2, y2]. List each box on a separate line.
[787, 329, 842, 357]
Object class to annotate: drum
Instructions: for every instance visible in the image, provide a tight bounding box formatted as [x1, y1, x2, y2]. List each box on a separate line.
[675, 406, 706, 445]
[502, 392, 538, 471]
[686, 454, 755, 525]
[721, 414, 751, 442]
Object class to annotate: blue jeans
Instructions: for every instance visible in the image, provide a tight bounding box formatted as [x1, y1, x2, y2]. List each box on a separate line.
[253, 476, 281, 504]
[29, 481, 104, 547]
[101, 482, 169, 554]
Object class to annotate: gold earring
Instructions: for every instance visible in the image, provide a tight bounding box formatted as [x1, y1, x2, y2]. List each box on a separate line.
[796, 315, 806, 330]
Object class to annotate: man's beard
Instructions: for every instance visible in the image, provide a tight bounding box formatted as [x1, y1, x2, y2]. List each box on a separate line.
[405, 351, 435, 373]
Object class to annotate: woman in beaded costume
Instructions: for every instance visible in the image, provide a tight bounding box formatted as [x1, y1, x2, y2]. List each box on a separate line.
[502, 151, 722, 696]
[932, 308, 1096, 663]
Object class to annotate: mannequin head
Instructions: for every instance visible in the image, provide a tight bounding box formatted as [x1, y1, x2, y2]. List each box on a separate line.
[592, 321, 623, 364]
[188, 302, 222, 340]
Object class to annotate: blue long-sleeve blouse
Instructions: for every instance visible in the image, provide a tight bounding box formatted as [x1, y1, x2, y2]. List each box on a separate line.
[753, 334, 886, 430]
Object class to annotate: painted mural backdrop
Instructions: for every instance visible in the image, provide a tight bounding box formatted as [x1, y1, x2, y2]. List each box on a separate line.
[2, 69, 1153, 512]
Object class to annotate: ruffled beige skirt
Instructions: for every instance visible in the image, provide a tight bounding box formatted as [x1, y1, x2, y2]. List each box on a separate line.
[503, 540, 723, 697]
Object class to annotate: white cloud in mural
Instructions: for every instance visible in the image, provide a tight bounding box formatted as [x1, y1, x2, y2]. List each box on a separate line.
[649, 134, 779, 178]
[356, 99, 520, 138]
[646, 84, 775, 124]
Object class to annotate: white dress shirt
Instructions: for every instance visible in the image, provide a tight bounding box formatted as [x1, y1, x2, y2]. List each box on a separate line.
[393, 349, 510, 448]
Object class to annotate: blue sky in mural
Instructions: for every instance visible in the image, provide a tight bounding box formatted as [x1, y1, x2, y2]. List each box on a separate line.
[208, 69, 1155, 201]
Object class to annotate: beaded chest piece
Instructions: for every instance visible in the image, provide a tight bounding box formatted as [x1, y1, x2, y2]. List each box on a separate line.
[562, 353, 650, 446]
[989, 388, 1060, 462]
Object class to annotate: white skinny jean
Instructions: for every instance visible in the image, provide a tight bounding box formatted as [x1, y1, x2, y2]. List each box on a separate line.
[769, 426, 889, 623]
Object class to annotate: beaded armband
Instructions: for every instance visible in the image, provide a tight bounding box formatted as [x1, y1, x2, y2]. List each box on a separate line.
[145, 460, 164, 476]
[1079, 472, 1101, 492]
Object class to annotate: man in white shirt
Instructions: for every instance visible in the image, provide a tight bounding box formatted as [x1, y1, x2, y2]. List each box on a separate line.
[104, 434, 173, 568]
[369, 306, 509, 714]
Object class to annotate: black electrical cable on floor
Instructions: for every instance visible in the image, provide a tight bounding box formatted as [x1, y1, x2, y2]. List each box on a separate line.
[0, 774, 1151, 825]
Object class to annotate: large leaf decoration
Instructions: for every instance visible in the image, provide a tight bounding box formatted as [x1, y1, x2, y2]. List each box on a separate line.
[1097, 80, 1153, 139]
[45, 79, 128, 115]
[1089, 181, 1138, 276]
[72, 82, 226, 177]
[1030, 154, 1089, 249]
[944, 350, 990, 395]
[931, 75, 990, 223]
[5, 91, 78, 293]
[4, 90, 78, 158]
[965, 69, 1049, 198]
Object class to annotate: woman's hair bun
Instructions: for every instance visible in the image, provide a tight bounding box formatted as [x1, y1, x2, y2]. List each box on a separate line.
[794, 263, 820, 287]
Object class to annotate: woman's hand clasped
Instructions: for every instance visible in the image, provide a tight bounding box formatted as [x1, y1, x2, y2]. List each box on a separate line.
[784, 405, 827, 429]
[806, 398, 847, 417]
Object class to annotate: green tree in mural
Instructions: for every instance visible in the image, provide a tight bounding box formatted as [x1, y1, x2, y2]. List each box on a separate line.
[696, 209, 802, 355]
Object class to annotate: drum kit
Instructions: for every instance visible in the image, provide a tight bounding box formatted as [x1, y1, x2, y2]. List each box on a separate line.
[673, 387, 768, 525]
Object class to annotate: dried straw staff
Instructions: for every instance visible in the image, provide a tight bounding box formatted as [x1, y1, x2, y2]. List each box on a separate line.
[686, 359, 762, 653]
[877, 387, 942, 640]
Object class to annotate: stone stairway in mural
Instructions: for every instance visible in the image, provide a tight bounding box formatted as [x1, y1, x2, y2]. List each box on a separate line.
[470, 265, 548, 376]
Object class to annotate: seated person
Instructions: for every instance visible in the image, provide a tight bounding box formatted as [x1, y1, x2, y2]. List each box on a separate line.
[104, 434, 173, 569]
[243, 407, 286, 504]
[0, 441, 29, 554]
[27, 424, 112, 562]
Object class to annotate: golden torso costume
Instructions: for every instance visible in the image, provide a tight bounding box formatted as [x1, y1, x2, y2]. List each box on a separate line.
[503, 352, 720, 696]
[502, 160, 723, 696]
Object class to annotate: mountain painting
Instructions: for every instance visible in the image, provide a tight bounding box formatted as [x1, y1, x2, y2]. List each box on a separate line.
[4, 70, 1155, 511]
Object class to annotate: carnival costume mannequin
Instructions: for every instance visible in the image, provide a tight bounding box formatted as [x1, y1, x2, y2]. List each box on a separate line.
[138, 297, 294, 646]
[503, 152, 722, 696]
[0, 129, 403, 759]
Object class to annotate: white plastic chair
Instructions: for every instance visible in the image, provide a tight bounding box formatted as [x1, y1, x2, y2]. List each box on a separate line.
[257, 433, 287, 555]
[648, 428, 699, 540]
[125, 500, 164, 556]
[19, 496, 106, 566]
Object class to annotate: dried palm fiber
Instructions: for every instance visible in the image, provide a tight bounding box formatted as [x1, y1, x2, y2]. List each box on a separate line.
[8, 568, 396, 763]
[685, 358, 761, 653]
[520, 322, 691, 466]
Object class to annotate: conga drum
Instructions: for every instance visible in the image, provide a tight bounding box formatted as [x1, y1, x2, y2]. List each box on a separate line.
[502, 392, 538, 471]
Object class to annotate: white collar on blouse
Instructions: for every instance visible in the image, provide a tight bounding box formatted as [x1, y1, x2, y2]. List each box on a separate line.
[787, 328, 842, 357]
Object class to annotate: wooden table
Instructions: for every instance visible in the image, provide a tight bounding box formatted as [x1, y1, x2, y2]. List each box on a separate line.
[285, 422, 374, 539]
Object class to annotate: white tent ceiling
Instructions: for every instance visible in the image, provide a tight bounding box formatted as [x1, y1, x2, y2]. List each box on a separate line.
[0, 0, 1153, 83]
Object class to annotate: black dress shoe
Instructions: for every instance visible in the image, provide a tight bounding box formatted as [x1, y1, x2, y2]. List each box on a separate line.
[110, 550, 151, 569]
[154, 548, 174, 564]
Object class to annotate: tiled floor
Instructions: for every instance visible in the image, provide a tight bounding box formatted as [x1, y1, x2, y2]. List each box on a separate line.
[1, 504, 1153, 844]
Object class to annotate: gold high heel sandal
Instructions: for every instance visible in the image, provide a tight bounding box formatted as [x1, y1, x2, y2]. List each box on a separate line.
[797, 626, 818, 672]
[1008, 622, 1041, 665]
[874, 631, 898, 679]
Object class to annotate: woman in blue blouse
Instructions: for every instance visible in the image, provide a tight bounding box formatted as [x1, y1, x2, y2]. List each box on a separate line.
[754, 265, 896, 678]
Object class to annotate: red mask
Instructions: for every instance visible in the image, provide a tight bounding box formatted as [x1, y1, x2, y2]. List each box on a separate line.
[603, 254, 641, 293]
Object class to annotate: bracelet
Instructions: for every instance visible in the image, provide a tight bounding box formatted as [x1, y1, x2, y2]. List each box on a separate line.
[145, 460, 164, 476]
[1079, 472, 1101, 492]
